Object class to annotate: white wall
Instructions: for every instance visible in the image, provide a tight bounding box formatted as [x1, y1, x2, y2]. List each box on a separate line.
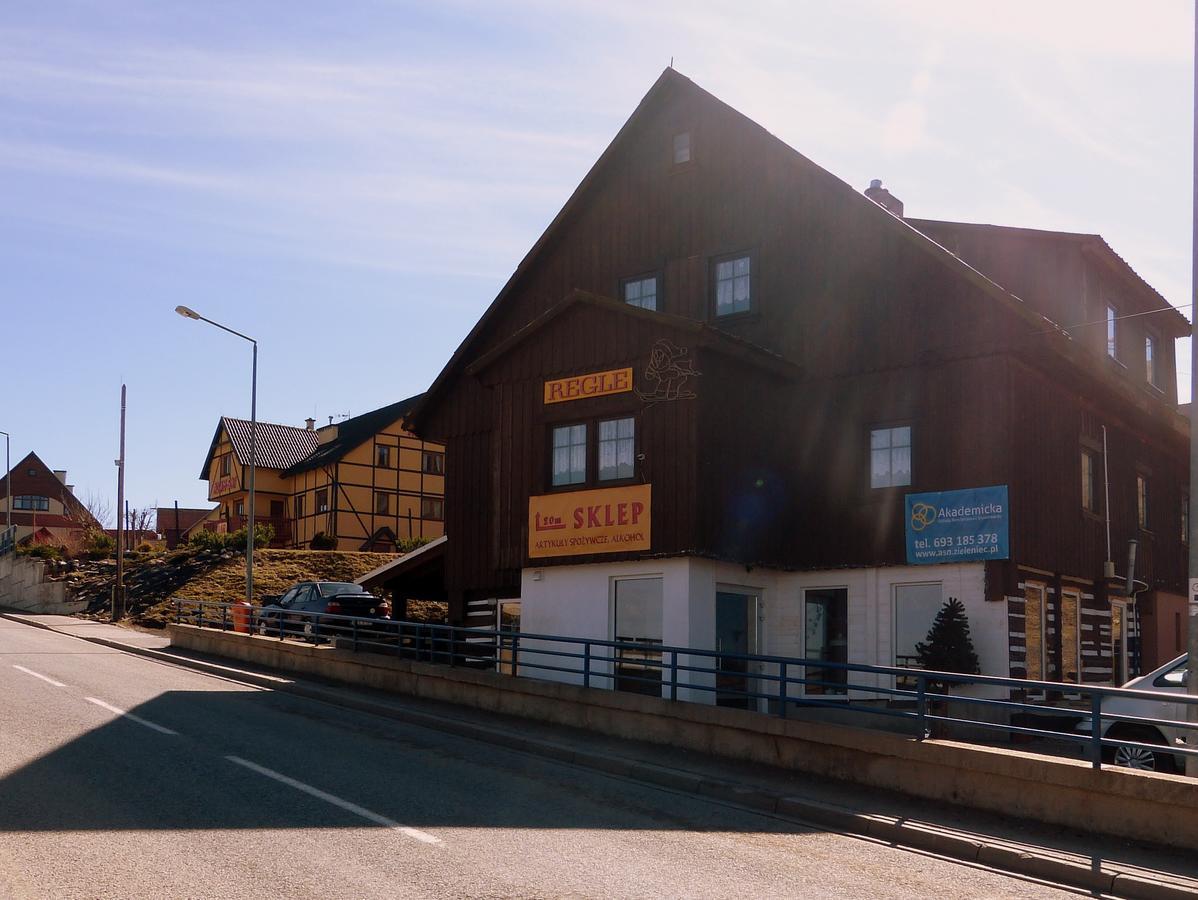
[517, 558, 1006, 700]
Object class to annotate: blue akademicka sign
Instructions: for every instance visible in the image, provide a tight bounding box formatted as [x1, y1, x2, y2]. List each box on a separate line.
[905, 485, 1009, 565]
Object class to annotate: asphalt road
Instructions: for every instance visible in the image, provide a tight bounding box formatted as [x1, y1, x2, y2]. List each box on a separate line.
[0, 618, 1081, 900]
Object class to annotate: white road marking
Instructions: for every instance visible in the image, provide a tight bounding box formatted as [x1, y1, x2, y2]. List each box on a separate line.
[225, 755, 441, 845]
[12, 665, 67, 688]
[84, 697, 179, 735]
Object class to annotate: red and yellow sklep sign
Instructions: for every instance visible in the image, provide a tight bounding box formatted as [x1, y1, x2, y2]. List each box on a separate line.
[528, 484, 651, 558]
[543, 367, 633, 405]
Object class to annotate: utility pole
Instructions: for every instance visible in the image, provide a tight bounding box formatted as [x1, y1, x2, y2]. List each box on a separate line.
[1188, 1, 1198, 777]
[113, 384, 126, 622]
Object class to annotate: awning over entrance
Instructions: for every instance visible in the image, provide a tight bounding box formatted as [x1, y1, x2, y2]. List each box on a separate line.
[355, 534, 447, 601]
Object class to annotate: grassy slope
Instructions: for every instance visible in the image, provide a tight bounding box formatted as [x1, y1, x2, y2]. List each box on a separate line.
[170, 549, 396, 604]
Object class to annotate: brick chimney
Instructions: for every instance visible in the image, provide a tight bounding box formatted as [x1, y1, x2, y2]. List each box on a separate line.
[864, 179, 904, 217]
[305, 417, 316, 431]
[52, 469, 67, 484]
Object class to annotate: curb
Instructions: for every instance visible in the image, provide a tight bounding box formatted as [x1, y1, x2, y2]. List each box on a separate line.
[5, 612, 1196, 899]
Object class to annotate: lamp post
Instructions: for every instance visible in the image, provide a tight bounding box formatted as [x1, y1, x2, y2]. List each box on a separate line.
[175, 305, 258, 604]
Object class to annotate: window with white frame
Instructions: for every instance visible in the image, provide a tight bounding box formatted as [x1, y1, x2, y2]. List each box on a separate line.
[623, 276, 658, 311]
[714, 255, 751, 317]
[551, 424, 587, 487]
[598, 417, 635, 481]
[870, 426, 912, 488]
[1106, 305, 1119, 359]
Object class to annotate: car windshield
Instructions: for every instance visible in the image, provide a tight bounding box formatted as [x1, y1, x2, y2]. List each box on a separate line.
[318, 582, 362, 597]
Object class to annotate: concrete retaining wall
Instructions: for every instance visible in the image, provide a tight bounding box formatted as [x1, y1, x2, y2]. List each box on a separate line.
[0, 555, 86, 615]
[169, 624, 1195, 851]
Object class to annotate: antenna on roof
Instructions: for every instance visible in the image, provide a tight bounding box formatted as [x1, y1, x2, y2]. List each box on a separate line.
[670, 56, 674, 68]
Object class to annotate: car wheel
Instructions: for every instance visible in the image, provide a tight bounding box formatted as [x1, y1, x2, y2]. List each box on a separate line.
[1110, 727, 1174, 773]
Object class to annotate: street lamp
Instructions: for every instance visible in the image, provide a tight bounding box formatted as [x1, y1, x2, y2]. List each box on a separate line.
[175, 305, 258, 604]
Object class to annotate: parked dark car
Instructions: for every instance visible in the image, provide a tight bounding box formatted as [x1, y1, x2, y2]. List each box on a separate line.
[256, 581, 391, 641]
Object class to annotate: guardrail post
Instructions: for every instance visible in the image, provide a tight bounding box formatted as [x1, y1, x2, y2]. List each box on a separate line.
[1090, 691, 1103, 769]
[916, 674, 929, 740]
[352, 618, 358, 652]
[670, 650, 678, 701]
[511, 632, 519, 677]
[779, 662, 788, 718]
[583, 642, 591, 689]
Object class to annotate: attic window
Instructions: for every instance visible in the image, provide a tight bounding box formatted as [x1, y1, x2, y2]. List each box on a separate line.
[673, 132, 691, 165]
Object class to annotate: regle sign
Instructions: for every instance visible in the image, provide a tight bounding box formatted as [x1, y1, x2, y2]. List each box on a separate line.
[543, 368, 633, 405]
[905, 485, 1009, 565]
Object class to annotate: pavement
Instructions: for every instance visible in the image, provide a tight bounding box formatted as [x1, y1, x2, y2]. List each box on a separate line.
[2, 613, 1198, 900]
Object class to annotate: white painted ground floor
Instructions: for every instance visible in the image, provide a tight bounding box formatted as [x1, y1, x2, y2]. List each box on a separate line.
[512, 557, 1008, 703]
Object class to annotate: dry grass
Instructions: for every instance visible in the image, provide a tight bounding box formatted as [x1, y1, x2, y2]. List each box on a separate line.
[134, 549, 397, 626]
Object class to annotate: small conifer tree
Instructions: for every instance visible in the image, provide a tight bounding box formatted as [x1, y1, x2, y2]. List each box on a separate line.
[915, 597, 980, 687]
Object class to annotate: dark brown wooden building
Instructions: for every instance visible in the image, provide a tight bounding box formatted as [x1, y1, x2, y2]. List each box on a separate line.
[408, 68, 1189, 694]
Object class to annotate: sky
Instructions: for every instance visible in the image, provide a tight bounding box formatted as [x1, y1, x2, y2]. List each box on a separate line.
[2, 0, 1194, 521]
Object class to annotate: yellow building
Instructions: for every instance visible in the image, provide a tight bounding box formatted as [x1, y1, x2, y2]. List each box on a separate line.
[199, 396, 445, 551]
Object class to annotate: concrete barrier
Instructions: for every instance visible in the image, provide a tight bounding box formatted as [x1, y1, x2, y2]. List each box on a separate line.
[0, 555, 85, 615]
[169, 623, 1196, 851]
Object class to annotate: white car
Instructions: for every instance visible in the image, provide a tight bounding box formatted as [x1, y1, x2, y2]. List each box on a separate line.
[1084, 654, 1190, 772]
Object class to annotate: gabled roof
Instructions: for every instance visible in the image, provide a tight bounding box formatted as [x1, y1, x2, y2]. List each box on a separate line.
[356, 534, 447, 590]
[466, 290, 800, 379]
[282, 394, 424, 476]
[0, 451, 94, 526]
[155, 506, 218, 533]
[408, 67, 1071, 434]
[199, 418, 319, 479]
[907, 218, 1190, 338]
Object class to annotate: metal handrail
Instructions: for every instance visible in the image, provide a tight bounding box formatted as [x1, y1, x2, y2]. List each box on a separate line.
[173, 598, 1198, 772]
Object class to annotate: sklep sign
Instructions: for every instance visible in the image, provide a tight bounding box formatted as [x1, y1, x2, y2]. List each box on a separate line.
[528, 484, 651, 558]
[905, 485, 1009, 565]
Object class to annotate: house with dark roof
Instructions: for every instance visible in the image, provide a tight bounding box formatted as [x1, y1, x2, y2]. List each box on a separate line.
[198, 396, 445, 551]
[407, 68, 1189, 696]
[0, 452, 98, 546]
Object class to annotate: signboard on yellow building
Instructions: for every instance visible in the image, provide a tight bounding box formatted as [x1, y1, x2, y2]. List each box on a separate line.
[528, 484, 651, 558]
[543, 367, 633, 405]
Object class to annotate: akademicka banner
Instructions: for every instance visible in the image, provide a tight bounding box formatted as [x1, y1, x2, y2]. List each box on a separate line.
[905, 485, 1009, 565]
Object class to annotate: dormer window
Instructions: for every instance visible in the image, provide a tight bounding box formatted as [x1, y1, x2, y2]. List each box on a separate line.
[1145, 334, 1160, 388]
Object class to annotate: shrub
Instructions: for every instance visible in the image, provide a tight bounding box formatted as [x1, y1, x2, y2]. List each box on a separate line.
[23, 543, 64, 560]
[396, 537, 431, 554]
[84, 529, 115, 558]
[189, 529, 227, 552]
[310, 532, 337, 550]
[137, 542, 153, 553]
[229, 523, 274, 550]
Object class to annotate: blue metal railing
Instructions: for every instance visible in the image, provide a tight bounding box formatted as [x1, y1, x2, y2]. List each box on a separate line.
[173, 598, 1198, 775]
[0, 527, 14, 558]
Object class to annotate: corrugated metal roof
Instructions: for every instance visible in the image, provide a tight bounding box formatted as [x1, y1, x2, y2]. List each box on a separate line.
[221, 417, 320, 470]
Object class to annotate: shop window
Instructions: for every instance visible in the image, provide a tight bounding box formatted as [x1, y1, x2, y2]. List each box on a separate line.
[422, 450, 445, 475]
[375, 445, 391, 468]
[421, 497, 444, 521]
[375, 492, 390, 515]
[623, 275, 659, 311]
[551, 424, 587, 486]
[804, 588, 848, 695]
[13, 496, 49, 511]
[894, 582, 942, 675]
[713, 254, 752, 317]
[870, 426, 912, 488]
[612, 577, 663, 696]
[316, 489, 329, 513]
[597, 417, 635, 482]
